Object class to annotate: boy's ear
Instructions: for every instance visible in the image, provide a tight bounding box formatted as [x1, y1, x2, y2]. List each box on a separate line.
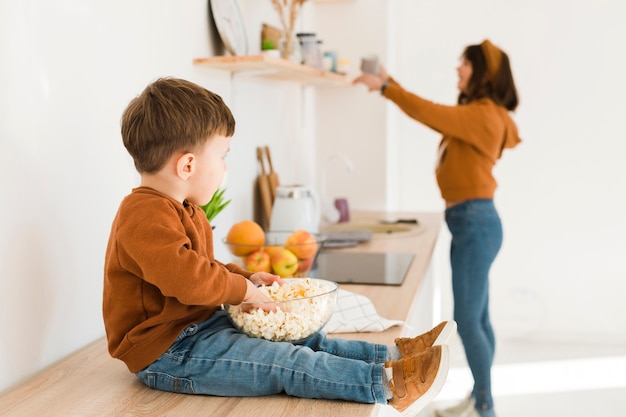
[175, 152, 195, 180]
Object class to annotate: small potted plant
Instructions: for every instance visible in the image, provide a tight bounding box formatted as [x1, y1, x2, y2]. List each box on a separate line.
[261, 23, 281, 58]
[200, 188, 231, 227]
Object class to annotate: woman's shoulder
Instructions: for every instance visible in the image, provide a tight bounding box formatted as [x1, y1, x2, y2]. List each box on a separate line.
[471, 97, 499, 108]
[468, 98, 514, 120]
[471, 99, 521, 147]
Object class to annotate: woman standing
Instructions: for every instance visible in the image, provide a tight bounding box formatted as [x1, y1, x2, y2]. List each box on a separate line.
[354, 40, 521, 417]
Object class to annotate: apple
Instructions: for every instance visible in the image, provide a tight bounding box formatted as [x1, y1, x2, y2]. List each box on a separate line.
[296, 256, 314, 275]
[245, 250, 271, 273]
[285, 230, 318, 259]
[264, 245, 284, 258]
[270, 248, 299, 278]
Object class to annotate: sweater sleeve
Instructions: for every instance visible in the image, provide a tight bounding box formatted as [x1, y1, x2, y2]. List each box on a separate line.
[115, 197, 248, 307]
[383, 81, 509, 161]
[384, 81, 469, 136]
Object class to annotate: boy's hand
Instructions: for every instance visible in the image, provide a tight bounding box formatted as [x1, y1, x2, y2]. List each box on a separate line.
[242, 281, 271, 305]
[249, 272, 284, 287]
[241, 277, 282, 312]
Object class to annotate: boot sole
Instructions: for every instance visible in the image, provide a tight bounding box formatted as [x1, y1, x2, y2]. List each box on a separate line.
[401, 345, 450, 417]
[433, 321, 457, 346]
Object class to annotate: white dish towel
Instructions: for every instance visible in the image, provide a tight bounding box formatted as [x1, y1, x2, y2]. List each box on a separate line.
[324, 289, 404, 333]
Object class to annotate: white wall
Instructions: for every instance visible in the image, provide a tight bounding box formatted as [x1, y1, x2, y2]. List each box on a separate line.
[391, 0, 626, 344]
[316, 0, 626, 344]
[0, 0, 316, 391]
[313, 0, 390, 211]
[2, 0, 625, 394]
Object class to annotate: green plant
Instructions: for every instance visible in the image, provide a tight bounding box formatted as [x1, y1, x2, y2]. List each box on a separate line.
[200, 188, 231, 223]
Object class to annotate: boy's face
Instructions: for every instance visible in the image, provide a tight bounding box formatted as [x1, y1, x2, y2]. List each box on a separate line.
[187, 134, 231, 206]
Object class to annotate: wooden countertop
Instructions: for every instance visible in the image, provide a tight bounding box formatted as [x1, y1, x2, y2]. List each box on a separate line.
[0, 212, 443, 417]
[323, 212, 442, 344]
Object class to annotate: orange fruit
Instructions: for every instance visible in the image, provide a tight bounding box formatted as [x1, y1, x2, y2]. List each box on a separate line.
[225, 220, 265, 256]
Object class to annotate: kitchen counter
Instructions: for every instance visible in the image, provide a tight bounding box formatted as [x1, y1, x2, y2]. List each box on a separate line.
[0, 212, 443, 417]
[322, 211, 442, 344]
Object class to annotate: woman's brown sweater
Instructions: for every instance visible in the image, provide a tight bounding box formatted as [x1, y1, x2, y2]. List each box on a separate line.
[384, 80, 521, 201]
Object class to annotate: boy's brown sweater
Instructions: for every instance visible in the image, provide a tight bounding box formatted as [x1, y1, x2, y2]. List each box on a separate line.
[384, 79, 521, 201]
[103, 187, 252, 373]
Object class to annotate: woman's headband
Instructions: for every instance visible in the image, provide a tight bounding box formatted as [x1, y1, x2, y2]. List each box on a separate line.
[480, 39, 502, 81]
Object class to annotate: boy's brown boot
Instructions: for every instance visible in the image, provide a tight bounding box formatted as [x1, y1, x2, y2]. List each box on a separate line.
[395, 320, 457, 358]
[386, 344, 450, 416]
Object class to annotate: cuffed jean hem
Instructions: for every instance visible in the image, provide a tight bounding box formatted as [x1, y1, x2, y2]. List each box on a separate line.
[136, 311, 389, 404]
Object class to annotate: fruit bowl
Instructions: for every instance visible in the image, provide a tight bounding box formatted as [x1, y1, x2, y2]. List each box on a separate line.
[224, 278, 338, 342]
[223, 230, 325, 278]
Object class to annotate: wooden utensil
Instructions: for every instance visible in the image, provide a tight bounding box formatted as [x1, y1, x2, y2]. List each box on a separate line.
[256, 147, 273, 228]
[264, 146, 280, 201]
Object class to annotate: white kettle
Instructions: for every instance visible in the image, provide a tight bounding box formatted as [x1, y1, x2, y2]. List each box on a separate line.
[269, 184, 320, 233]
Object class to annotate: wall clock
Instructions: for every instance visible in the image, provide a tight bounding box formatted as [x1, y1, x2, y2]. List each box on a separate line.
[210, 0, 248, 56]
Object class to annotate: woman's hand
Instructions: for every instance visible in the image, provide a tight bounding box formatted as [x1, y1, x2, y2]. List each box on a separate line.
[353, 73, 384, 92]
[377, 65, 389, 81]
[353, 64, 389, 92]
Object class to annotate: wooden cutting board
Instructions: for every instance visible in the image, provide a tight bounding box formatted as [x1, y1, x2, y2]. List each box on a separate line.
[264, 146, 280, 201]
[256, 147, 273, 228]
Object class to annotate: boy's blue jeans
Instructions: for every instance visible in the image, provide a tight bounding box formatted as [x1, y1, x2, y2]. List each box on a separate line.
[445, 199, 502, 412]
[136, 311, 389, 404]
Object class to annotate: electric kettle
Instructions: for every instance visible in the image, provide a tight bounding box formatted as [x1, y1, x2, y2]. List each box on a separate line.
[269, 184, 320, 233]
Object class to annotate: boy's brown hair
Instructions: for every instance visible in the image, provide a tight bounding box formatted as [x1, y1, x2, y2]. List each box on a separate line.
[121, 77, 235, 173]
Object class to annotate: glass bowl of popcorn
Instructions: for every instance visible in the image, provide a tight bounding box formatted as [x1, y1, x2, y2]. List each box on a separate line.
[224, 278, 338, 342]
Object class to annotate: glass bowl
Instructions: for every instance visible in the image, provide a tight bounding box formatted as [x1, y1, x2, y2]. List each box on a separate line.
[222, 231, 325, 278]
[224, 278, 338, 342]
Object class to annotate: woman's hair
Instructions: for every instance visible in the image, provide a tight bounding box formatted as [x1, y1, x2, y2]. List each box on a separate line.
[458, 43, 519, 111]
[121, 77, 235, 173]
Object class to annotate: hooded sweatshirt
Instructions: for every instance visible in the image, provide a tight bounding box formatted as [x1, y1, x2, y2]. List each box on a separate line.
[383, 79, 521, 201]
[103, 187, 252, 373]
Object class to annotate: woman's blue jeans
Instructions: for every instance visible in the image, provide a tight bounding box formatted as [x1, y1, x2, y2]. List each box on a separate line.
[445, 199, 502, 412]
[136, 311, 388, 404]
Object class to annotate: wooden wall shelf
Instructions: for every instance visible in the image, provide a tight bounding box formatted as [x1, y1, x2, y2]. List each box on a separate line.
[193, 55, 350, 87]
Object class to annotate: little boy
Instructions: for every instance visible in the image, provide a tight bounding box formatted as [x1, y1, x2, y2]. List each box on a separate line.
[103, 77, 454, 416]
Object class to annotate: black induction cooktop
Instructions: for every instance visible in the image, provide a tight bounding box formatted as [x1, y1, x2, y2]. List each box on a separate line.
[310, 251, 415, 286]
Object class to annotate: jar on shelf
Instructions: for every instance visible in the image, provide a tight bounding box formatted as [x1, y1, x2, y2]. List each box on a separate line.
[296, 32, 323, 69]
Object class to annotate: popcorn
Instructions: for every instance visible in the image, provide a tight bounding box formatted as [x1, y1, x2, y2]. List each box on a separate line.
[227, 278, 336, 342]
